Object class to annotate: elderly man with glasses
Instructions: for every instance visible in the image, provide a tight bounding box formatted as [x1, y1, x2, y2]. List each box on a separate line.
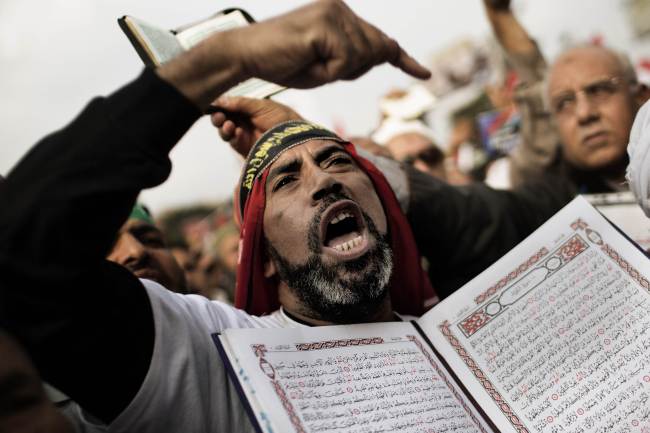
[484, 0, 650, 194]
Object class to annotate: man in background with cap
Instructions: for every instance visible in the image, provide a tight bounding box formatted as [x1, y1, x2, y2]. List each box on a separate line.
[0, 1, 435, 432]
[107, 203, 187, 294]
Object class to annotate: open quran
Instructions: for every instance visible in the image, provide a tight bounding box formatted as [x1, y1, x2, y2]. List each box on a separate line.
[214, 196, 650, 433]
[118, 9, 284, 99]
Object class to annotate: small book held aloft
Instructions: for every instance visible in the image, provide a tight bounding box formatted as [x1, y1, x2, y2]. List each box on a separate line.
[118, 8, 284, 99]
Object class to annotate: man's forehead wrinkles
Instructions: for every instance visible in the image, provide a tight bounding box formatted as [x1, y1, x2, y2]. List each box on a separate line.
[550, 75, 616, 97]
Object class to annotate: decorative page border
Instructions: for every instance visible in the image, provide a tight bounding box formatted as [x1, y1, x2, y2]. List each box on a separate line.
[570, 218, 650, 291]
[295, 337, 383, 351]
[407, 335, 491, 433]
[438, 217, 650, 433]
[473, 247, 548, 305]
[252, 344, 307, 433]
[439, 320, 530, 432]
[458, 234, 588, 337]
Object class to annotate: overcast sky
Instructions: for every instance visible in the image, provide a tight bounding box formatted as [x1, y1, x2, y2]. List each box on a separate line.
[1, 0, 642, 213]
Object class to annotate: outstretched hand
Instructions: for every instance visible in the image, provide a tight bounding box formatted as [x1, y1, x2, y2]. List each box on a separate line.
[210, 97, 303, 157]
[238, 0, 431, 89]
[158, 0, 431, 110]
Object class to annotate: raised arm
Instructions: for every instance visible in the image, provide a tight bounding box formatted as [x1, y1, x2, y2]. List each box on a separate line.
[0, 0, 429, 424]
[483, 0, 536, 57]
[482, 0, 558, 186]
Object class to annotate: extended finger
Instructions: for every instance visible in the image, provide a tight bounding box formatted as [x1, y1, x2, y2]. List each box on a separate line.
[230, 128, 250, 156]
[391, 46, 431, 80]
[210, 111, 226, 127]
[219, 120, 237, 141]
[360, 19, 431, 80]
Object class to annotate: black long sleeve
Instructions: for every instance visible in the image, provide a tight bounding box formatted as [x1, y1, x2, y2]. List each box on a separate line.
[0, 68, 200, 422]
[406, 167, 575, 299]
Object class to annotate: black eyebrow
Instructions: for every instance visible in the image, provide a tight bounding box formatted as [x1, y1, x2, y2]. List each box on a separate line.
[314, 144, 346, 165]
[267, 144, 347, 185]
[268, 158, 302, 184]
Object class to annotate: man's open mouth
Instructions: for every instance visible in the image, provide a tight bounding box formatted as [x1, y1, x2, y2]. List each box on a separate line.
[320, 200, 370, 259]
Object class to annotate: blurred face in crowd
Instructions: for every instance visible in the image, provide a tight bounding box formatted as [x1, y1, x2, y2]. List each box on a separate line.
[548, 46, 641, 172]
[217, 231, 240, 275]
[0, 331, 74, 433]
[262, 140, 393, 323]
[107, 219, 187, 293]
[386, 132, 446, 179]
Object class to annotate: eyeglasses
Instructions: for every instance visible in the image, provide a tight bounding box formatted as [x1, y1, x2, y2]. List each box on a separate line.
[402, 146, 444, 166]
[550, 76, 628, 117]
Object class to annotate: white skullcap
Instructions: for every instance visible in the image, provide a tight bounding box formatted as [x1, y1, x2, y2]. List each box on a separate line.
[379, 84, 436, 120]
[371, 118, 437, 146]
[626, 100, 650, 217]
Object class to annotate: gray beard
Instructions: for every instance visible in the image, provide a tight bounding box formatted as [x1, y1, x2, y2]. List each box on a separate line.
[267, 195, 393, 324]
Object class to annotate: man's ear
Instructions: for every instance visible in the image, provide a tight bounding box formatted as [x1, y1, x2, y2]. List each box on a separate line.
[264, 257, 277, 278]
[634, 83, 650, 107]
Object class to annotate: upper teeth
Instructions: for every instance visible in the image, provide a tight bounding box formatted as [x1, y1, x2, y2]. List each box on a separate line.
[330, 211, 353, 225]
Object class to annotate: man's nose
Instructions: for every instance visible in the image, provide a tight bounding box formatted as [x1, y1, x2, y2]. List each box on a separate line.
[117, 233, 148, 266]
[310, 170, 342, 203]
[575, 91, 600, 125]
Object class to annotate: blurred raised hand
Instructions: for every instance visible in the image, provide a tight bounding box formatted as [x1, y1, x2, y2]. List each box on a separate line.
[210, 97, 303, 156]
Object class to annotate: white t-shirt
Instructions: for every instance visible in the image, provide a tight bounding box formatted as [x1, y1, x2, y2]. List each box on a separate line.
[97, 280, 305, 433]
[79, 279, 411, 433]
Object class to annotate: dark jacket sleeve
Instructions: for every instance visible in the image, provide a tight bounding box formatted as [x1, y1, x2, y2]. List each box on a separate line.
[406, 166, 574, 299]
[0, 68, 200, 422]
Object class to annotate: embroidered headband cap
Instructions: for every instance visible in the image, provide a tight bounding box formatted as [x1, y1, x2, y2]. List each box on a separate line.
[237, 121, 345, 222]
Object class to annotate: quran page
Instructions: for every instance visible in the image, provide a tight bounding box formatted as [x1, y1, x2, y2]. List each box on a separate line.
[419, 196, 650, 433]
[217, 322, 495, 433]
[175, 10, 250, 49]
[119, 16, 184, 65]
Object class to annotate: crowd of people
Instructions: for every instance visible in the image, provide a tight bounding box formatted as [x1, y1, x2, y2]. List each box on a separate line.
[2, 0, 650, 432]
